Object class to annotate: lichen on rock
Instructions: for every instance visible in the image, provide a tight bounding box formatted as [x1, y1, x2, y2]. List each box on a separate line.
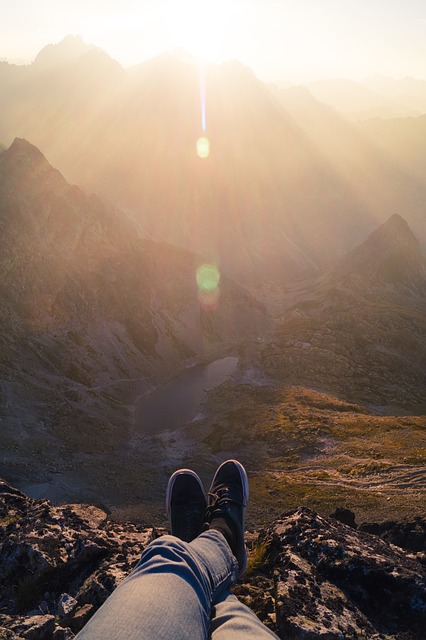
[1, 482, 425, 639]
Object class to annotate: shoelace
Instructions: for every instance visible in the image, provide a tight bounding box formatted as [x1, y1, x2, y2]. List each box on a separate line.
[204, 485, 245, 522]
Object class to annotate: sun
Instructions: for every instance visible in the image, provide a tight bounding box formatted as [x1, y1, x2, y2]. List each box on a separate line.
[164, 0, 235, 63]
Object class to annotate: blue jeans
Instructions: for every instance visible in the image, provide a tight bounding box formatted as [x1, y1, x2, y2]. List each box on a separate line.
[76, 530, 279, 639]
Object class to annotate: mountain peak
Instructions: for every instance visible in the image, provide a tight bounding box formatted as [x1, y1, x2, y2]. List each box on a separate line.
[331, 214, 426, 285]
[0, 138, 67, 194]
[4, 137, 46, 158]
[380, 212, 410, 232]
[32, 35, 97, 69]
[1, 138, 50, 171]
[363, 213, 421, 255]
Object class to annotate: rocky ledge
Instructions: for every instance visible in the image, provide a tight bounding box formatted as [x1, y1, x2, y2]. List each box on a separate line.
[0, 481, 425, 640]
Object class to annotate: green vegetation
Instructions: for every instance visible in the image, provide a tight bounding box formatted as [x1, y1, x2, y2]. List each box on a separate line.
[245, 541, 270, 576]
[200, 382, 425, 525]
[249, 474, 385, 522]
[337, 461, 393, 477]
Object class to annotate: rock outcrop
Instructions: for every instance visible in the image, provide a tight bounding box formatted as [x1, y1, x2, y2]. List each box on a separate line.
[238, 508, 426, 639]
[1, 481, 425, 639]
[359, 517, 426, 553]
[0, 481, 154, 639]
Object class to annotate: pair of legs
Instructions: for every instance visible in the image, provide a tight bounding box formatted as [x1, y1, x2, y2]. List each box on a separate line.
[76, 460, 279, 640]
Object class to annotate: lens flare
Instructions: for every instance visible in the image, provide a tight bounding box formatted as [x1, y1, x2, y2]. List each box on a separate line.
[199, 62, 207, 132]
[196, 264, 220, 291]
[196, 137, 210, 158]
[196, 263, 220, 310]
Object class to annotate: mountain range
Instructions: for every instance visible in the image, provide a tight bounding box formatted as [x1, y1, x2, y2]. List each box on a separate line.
[300, 77, 426, 119]
[1, 36, 425, 290]
[0, 137, 424, 524]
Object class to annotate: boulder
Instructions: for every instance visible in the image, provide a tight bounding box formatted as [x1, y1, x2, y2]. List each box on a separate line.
[12, 615, 55, 640]
[57, 595, 77, 620]
[68, 605, 95, 634]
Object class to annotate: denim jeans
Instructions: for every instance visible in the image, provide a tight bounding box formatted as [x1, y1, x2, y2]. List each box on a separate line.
[76, 530, 279, 639]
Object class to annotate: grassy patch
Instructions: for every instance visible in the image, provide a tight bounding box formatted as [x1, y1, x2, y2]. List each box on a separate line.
[199, 382, 425, 525]
[245, 541, 270, 576]
[247, 473, 420, 526]
[337, 461, 394, 477]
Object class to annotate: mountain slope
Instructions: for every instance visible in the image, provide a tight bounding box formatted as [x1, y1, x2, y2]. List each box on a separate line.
[261, 215, 426, 407]
[328, 213, 426, 290]
[303, 78, 419, 119]
[0, 138, 267, 483]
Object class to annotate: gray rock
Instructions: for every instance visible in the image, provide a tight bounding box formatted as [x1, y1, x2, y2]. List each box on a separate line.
[52, 627, 75, 640]
[2, 481, 425, 640]
[13, 615, 55, 640]
[329, 507, 357, 529]
[69, 605, 95, 634]
[240, 507, 426, 639]
[57, 595, 77, 620]
[0, 627, 24, 640]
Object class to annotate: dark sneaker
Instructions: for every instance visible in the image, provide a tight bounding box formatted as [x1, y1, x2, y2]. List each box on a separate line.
[166, 469, 207, 542]
[205, 459, 249, 577]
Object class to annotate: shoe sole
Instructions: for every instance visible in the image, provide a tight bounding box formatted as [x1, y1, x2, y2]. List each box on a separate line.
[166, 469, 207, 519]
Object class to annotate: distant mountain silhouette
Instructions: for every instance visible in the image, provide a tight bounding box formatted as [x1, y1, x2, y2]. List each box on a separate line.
[362, 75, 426, 114]
[303, 78, 419, 119]
[360, 113, 426, 193]
[0, 38, 425, 288]
[32, 35, 98, 69]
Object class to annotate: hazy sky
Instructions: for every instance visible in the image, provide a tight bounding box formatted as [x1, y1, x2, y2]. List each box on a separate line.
[1, 0, 426, 81]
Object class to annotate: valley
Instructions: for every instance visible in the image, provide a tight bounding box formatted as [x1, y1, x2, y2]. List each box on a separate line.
[0, 135, 424, 530]
[0, 39, 425, 535]
[14, 375, 424, 530]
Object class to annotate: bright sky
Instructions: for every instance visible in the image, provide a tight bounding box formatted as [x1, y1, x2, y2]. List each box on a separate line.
[1, 0, 426, 81]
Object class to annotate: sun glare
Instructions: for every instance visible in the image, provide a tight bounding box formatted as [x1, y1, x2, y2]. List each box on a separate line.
[164, 0, 234, 63]
[196, 137, 210, 159]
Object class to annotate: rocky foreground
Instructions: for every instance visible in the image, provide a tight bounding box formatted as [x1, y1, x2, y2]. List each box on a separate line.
[0, 481, 425, 640]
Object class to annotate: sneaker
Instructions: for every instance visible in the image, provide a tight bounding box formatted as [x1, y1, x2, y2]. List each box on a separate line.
[205, 459, 249, 577]
[166, 469, 207, 542]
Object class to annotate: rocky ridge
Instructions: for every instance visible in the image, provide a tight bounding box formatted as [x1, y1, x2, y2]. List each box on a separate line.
[1, 481, 425, 640]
